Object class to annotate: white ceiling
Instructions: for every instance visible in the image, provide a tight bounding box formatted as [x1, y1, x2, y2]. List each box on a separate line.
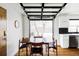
[59, 3, 79, 15]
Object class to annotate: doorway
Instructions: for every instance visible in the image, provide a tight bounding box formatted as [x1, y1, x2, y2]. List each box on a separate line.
[0, 6, 7, 56]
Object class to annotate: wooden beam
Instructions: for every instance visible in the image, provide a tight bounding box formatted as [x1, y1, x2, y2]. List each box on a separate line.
[25, 11, 58, 13]
[24, 6, 62, 8]
[58, 3, 67, 13]
[41, 3, 44, 20]
[30, 19, 53, 20]
[20, 3, 30, 19]
[54, 3, 67, 19]
[28, 15, 55, 17]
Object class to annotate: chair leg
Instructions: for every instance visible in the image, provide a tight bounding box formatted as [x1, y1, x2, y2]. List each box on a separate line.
[18, 40, 20, 56]
[30, 51, 32, 56]
[48, 45, 49, 56]
[42, 51, 43, 56]
[53, 49, 55, 55]
[30, 53, 33, 56]
[18, 48, 20, 56]
[26, 47, 28, 56]
[56, 49, 58, 56]
[42, 52, 43, 56]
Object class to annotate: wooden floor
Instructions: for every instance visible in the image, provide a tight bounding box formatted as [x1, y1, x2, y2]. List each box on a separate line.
[58, 47, 79, 56]
[16, 46, 79, 56]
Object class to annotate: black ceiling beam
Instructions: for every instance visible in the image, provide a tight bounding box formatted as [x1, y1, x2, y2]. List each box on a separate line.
[54, 3, 67, 19]
[20, 3, 29, 19]
[30, 19, 53, 20]
[24, 6, 62, 8]
[28, 16, 55, 18]
[28, 15, 55, 17]
[70, 19, 79, 20]
[20, 3, 67, 21]
[58, 3, 67, 13]
[29, 16, 54, 18]
[44, 6, 62, 8]
[62, 3, 67, 7]
[25, 11, 58, 13]
[41, 3, 44, 20]
[20, 3, 25, 10]
[24, 6, 41, 8]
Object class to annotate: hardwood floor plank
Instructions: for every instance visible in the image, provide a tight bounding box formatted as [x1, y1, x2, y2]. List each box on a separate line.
[16, 46, 79, 56]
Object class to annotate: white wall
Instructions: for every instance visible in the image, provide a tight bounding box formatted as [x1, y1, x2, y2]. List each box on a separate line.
[54, 15, 60, 45]
[54, 3, 79, 48]
[55, 14, 79, 48]
[0, 20, 6, 29]
[7, 3, 24, 56]
[0, 3, 26, 56]
[22, 14, 29, 38]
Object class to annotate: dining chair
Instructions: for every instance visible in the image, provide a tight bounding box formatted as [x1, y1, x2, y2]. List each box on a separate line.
[18, 37, 29, 56]
[30, 42, 43, 56]
[49, 39, 58, 56]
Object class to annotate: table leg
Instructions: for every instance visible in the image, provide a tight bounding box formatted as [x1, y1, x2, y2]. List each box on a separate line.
[48, 44, 49, 56]
[26, 44, 28, 56]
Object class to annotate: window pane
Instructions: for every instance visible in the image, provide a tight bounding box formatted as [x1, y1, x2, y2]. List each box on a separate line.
[43, 13, 57, 15]
[42, 16, 53, 19]
[69, 27, 76, 32]
[29, 16, 41, 19]
[25, 8, 41, 11]
[69, 20, 79, 32]
[43, 8, 60, 11]
[44, 3, 64, 6]
[23, 3, 42, 6]
[30, 21, 53, 42]
[28, 13, 41, 15]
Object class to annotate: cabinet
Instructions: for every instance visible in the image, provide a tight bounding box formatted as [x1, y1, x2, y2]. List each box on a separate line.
[60, 34, 69, 48]
[69, 35, 78, 48]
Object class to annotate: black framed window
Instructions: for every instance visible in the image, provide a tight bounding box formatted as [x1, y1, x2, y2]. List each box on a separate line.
[69, 19, 79, 32]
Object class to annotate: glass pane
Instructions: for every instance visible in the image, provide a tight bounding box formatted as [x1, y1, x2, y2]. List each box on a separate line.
[25, 8, 41, 11]
[30, 21, 53, 42]
[23, 3, 42, 6]
[69, 20, 79, 26]
[29, 16, 41, 19]
[43, 8, 60, 11]
[43, 13, 57, 15]
[42, 16, 53, 19]
[68, 27, 76, 32]
[28, 13, 41, 15]
[44, 3, 64, 6]
[69, 20, 79, 32]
